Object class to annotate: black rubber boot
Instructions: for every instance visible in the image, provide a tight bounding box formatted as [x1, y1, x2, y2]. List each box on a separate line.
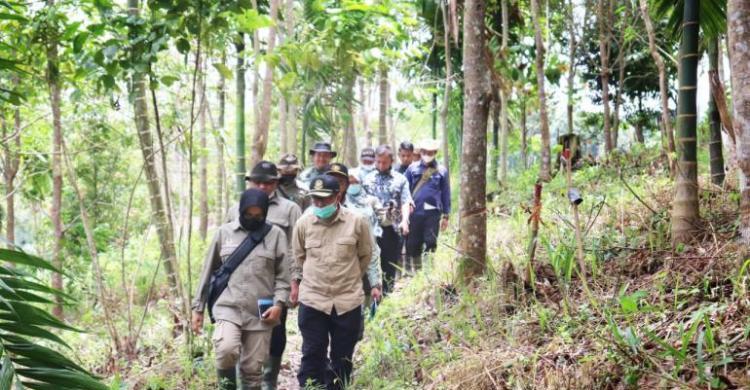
[261, 355, 282, 390]
[410, 255, 422, 274]
[217, 368, 237, 390]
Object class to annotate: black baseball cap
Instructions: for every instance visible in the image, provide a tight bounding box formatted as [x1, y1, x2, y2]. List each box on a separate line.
[309, 142, 337, 157]
[307, 174, 340, 198]
[360, 147, 376, 162]
[246, 161, 280, 182]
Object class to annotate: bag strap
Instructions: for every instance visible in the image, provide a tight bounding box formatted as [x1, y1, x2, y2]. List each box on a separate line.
[219, 223, 274, 277]
[411, 166, 437, 198]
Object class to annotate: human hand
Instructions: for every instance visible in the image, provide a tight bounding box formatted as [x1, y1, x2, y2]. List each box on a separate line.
[191, 311, 204, 334]
[290, 280, 300, 308]
[440, 217, 449, 232]
[370, 287, 382, 302]
[262, 305, 282, 322]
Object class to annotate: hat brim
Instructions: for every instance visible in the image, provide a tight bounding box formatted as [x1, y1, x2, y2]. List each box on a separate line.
[309, 149, 338, 158]
[307, 189, 337, 198]
[246, 174, 281, 182]
[325, 170, 348, 179]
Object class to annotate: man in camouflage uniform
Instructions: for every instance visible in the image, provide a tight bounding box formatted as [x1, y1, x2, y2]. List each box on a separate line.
[277, 154, 309, 211]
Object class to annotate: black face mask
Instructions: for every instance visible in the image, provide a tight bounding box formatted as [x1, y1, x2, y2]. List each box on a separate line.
[238, 188, 270, 231]
[280, 175, 296, 185]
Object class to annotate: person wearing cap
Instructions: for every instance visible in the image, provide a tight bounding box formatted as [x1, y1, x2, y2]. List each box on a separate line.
[225, 161, 302, 390]
[362, 145, 413, 295]
[394, 141, 415, 174]
[358, 147, 377, 176]
[277, 153, 309, 211]
[299, 142, 337, 189]
[404, 139, 451, 273]
[290, 174, 373, 390]
[192, 189, 291, 390]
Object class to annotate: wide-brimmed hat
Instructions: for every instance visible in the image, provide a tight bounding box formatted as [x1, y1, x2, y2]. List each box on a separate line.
[245, 160, 281, 182]
[309, 142, 337, 158]
[307, 174, 340, 198]
[419, 139, 441, 152]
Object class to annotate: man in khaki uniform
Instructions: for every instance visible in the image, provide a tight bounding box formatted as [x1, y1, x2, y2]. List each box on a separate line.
[192, 189, 291, 390]
[290, 174, 373, 390]
[226, 161, 302, 390]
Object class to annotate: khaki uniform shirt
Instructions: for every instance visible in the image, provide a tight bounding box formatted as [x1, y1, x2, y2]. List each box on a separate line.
[292, 207, 373, 315]
[280, 179, 310, 211]
[192, 222, 291, 331]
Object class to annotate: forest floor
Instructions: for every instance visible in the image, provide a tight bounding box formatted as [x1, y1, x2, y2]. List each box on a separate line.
[352, 149, 750, 389]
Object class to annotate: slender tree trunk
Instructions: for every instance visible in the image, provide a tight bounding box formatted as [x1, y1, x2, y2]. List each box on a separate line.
[235, 36, 246, 195]
[128, 0, 183, 303]
[499, 0, 509, 183]
[635, 93, 645, 144]
[284, 0, 297, 155]
[342, 78, 358, 166]
[671, 0, 700, 245]
[441, 0, 453, 170]
[521, 95, 528, 169]
[279, 97, 288, 155]
[459, 0, 490, 280]
[3, 108, 20, 248]
[378, 65, 388, 146]
[613, 42, 627, 149]
[217, 50, 227, 217]
[198, 56, 209, 240]
[599, 0, 613, 154]
[729, 0, 750, 243]
[360, 79, 371, 148]
[708, 38, 725, 186]
[531, 0, 551, 181]
[491, 101, 500, 181]
[639, 0, 676, 155]
[46, 0, 64, 318]
[566, 0, 577, 136]
[250, 0, 279, 168]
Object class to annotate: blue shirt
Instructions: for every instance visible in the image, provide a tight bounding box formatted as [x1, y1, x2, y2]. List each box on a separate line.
[405, 161, 451, 215]
[362, 168, 412, 226]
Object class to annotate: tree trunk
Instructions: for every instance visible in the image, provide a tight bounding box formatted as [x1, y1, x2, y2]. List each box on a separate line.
[639, 0, 676, 155]
[498, 0, 509, 183]
[342, 78, 358, 166]
[284, 0, 297, 155]
[250, 0, 279, 168]
[128, 0, 183, 303]
[279, 97, 288, 155]
[378, 65, 388, 146]
[46, 0, 64, 318]
[441, 0, 453, 170]
[599, 0, 613, 154]
[707, 38, 725, 186]
[613, 41, 627, 149]
[459, 0, 490, 280]
[491, 101, 500, 181]
[521, 95, 528, 169]
[360, 79, 371, 148]
[217, 50, 228, 217]
[3, 107, 20, 248]
[235, 36, 246, 195]
[729, 0, 750, 243]
[671, 0, 700, 245]
[566, 0, 577, 136]
[531, 0, 551, 181]
[198, 56, 209, 240]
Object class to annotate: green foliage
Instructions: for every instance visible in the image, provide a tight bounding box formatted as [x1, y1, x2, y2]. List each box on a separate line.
[0, 249, 107, 389]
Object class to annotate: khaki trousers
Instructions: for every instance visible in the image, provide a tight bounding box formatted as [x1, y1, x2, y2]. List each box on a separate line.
[213, 320, 272, 387]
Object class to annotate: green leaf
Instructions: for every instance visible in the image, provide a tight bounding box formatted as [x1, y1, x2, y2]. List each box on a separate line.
[0, 301, 79, 332]
[176, 38, 190, 54]
[160, 75, 179, 86]
[236, 9, 274, 33]
[73, 32, 89, 54]
[0, 12, 26, 22]
[0, 322, 68, 347]
[17, 368, 108, 390]
[0, 354, 13, 390]
[2, 337, 84, 371]
[0, 249, 60, 273]
[212, 62, 233, 80]
[0, 277, 74, 301]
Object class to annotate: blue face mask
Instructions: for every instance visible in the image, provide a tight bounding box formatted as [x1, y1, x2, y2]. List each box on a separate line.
[313, 203, 337, 219]
[347, 184, 362, 196]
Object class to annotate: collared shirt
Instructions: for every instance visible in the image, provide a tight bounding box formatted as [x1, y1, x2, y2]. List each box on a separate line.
[362, 168, 413, 226]
[405, 161, 451, 215]
[192, 221, 291, 330]
[226, 191, 302, 252]
[292, 207, 373, 315]
[298, 167, 328, 190]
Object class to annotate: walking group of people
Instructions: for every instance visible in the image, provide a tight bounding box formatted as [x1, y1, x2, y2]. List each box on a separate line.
[191, 139, 452, 390]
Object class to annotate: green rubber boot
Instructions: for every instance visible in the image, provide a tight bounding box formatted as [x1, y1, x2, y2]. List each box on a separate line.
[261, 355, 282, 390]
[217, 368, 237, 390]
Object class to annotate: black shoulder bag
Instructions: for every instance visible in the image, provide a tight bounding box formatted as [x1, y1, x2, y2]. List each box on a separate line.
[207, 223, 273, 323]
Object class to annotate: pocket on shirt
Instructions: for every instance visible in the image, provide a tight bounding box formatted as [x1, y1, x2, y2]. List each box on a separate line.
[220, 245, 238, 261]
[334, 237, 357, 259]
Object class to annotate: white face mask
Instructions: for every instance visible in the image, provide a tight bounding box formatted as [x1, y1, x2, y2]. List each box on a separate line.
[361, 163, 375, 172]
[422, 154, 435, 164]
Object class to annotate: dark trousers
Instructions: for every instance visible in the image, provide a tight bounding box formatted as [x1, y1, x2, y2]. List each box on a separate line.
[269, 306, 288, 357]
[297, 304, 362, 390]
[406, 210, 441, 257]
[377, 225, 400, 295]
